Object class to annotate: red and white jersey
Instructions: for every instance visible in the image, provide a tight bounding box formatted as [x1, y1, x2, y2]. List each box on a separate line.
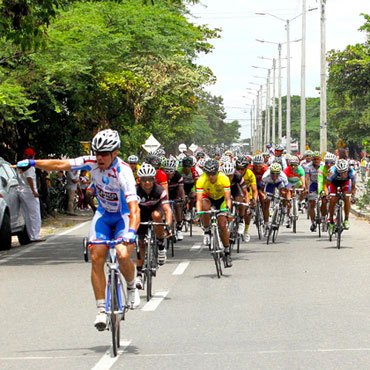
[69, 156, 137, 214]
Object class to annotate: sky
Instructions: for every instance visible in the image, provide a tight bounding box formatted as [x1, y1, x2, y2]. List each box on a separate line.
[188, 0, 369, 139]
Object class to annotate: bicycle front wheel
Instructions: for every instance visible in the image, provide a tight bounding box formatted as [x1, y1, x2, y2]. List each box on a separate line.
[211, 231, 222, 278]
[255, 205, 262, 240]
[145, 236, 152, 302]
[110, 272, 120, 357]
[336, 206, 342, 249]
[292, 198, 297, 234]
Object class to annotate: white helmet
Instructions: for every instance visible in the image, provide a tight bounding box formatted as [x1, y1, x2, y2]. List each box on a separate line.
[127, 155, 138, 164]
[91, 129, 120, 152]
[324, 152, 336, 162]
[198, 158, 206, 168]
[177, 153, 186, 161]
[221, 161, 235, 175]
[336, 159, 349, 173]
[253, 155, 264, 165]
[289, 156, 300, 165]
[163, 158, 177, 171]
[220, 155, 231, 164]
[137, 163, 156, 178]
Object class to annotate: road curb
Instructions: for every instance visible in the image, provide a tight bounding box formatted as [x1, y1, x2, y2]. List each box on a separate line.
[351, 207, 370, 220]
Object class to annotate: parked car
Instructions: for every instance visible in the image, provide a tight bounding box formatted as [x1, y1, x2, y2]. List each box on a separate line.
[0, 157, 30, 250]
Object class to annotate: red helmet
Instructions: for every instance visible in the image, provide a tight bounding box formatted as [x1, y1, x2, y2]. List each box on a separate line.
[24, 148, 35, 157]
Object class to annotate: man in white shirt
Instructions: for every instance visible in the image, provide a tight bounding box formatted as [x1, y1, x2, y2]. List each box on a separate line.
[17, 148, 43, 242]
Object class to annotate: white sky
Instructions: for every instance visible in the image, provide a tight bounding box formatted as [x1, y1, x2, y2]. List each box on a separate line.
[189, 0, 369, 139]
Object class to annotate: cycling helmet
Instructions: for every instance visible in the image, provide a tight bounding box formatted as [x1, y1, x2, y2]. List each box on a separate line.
[336, 159, 349, 173]
[163, 158, 177, 171]
[145, 154, 161, 168]
[203, 159, 219, 175]
[182, 156, 193, 168]
[304, 150, 313, 157]
[224, 150, 233, 157]
[253, 155, 264, 165]
[275, 144, 284, 151]
[127, 155, 139, 164]
[154, 148, 166, 157]
[198, 158, 206, 168]
[236, 156, 249, 167]
[190, 156, 197, 166]
[137, 163, 156, 178]
[289, 156, 300, 165]
[196, 151, 206, 158]
[324, 152, 336, 162]
[91, 129, 120, 152]
[273, 156, 283, 165]
[221, 161, 235, 175]
[270, 163, 282, 174]
[312, 151, 321, 158]
[263, 151, 270, 157]
[177, 153, 186, 161]
[220, 155, 231, 164]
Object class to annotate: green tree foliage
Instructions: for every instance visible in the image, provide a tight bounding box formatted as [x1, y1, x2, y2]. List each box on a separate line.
[0, 0, 240, 160]
[327, 13, 370, 156]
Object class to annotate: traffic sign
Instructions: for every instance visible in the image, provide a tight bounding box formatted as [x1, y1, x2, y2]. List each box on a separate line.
[178, 143, 187, 153]
[189, 143, 198, 153]
[142, 134, 161, 153]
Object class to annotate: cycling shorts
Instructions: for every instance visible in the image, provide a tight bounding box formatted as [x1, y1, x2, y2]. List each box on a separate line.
[88, 208, 129, 246]
[137, 204, 163, 237]
[265, 182, 288, 195]
[329, 180, 351, 195]
[201, 194, 227, 214]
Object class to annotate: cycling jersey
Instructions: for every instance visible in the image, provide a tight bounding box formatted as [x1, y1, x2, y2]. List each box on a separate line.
[283, 165, 305, 188]
[242, 168, 257, 189]
[300, 159, 312, 173]
[268, 155, 287, 169]
[177, 166, 199, 194]
[167, 171, 184, 200]
[327, 166, 356, 183]
[156, 168, 168, 188]
[230, 173, 246, 198]
[262, 170, 289, 194]
[249, 164, 269, 188]
[305, 162, 321, 184]
[196, 172, 231, 200]
[317, 164, 330, 194]
[132, 164, 140, 182]
[70, 156, 137, 214]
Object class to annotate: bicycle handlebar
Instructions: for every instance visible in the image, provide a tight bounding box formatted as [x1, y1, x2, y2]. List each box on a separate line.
[89, 238, 124, 246]
[139, 221, 169, 227]
[197, 209, 228, 215]
[232, 201, 249, 207]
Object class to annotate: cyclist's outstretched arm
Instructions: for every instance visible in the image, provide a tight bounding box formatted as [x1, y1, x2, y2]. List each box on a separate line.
[29, 159, 72, 171]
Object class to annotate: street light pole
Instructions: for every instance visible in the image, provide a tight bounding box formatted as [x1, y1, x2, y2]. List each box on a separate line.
[320, 0, 328, 153]
[300, 0, 307, 154]
[266, 69, 271, 145]
[286, 19, 292, 152]
[272, 58, 276, 146]
[278, 43, 283, 144]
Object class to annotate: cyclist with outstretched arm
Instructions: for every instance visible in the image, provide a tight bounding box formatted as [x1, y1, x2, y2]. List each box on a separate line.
[16, 129, 140, 331]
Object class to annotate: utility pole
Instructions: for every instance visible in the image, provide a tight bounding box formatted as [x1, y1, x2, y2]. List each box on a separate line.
[272, 58, 276, 146]
[266, 69, 271, 145]
[320, 0, 328, 153]
[286, 19, 291, 152]
[278, 43, 283, 144]
[300, 0, 307, 154]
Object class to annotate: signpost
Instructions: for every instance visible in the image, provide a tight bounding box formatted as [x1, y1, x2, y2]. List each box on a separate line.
[178, 143, 187, 153]
[142, 134, 161, 153]
[189, 143, 198, 154]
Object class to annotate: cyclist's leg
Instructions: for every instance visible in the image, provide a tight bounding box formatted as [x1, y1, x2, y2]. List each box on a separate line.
[342, 181, 351, 227]
[217, 198, 232, 267]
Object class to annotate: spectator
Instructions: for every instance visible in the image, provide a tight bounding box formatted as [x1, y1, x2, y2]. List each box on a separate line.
[17, 148, 44, 242]
[78, 169, 90, 210]
[66, 170, 79, 216]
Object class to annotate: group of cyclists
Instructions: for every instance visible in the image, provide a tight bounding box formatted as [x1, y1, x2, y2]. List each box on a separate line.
[15, 128, 358, 332]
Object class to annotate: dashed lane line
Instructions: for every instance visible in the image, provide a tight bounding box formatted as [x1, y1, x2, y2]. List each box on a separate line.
[172, 261, 190, 275]
[141, 291, 169, 312]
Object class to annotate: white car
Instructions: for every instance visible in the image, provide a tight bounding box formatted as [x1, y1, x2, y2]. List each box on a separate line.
[0, 157, 30, 250]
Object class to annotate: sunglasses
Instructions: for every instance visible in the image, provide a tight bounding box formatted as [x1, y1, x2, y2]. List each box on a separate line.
[140, 177, 155, 182]
[290, 164, 298, 167]
[165, 169, 175, 174]
[236, 167, 245, 171]
[95, 151, 112, 157]
[206, 172, 218, 176]
[325, 161, 334, 165]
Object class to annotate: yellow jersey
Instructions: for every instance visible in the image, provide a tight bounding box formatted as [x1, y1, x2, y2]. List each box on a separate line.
[242, 169, 256, 199]
[196, 172, 231, 200]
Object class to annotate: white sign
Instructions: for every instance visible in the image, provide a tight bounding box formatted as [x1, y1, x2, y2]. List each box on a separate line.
[189, 143, 198, 153]
[178, 143, 187, 153]
[142, 134, 161, 153]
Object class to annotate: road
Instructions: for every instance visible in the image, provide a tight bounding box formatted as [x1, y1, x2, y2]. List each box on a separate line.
[1, 215, 370, 370]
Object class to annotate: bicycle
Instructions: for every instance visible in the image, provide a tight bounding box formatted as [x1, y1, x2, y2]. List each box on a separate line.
[252, 198, 264, 240]
[183, 196, 195, 237]
[83, 237, 130, 357]
[229, 201, 249, 254]
[139, 221, 169, 301]
[266, 194, 286, 245]
[314, 197, 322, 238]
[198, 208, 228, 278]
[167, 200, 180, 257]
[329, 190, 346, 249]
[290, 187, 302, 234]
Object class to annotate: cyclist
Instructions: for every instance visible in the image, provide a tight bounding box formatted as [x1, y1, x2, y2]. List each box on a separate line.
[283, 156, 306, 227]
[305, 151, 322, 232]
[300, 150, 313, 172]
[16, 129, 140, 330]
[221, 161, 249, 238]
[324, 159, 356, 231]
[262, 151, 270, 165]
[127, 155, 140, 182]
[135, 163, 172, 289]
[262, 163, 290, 234]
[235, 156, 258, 241]
[196, 159, 232, 267]
[145, 154, 168, 195]
[163, 158, 186, 241]
[317, 152, 336, 231]
[249, 154, 269, 229]
[269, 144, 287, 169]
[177, 156, 200, 218]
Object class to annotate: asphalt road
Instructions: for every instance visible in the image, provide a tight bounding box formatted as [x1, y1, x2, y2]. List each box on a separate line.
[1, 215, 370, 370]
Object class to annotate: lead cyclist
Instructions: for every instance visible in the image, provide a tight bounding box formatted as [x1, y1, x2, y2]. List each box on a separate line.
[16, 129, 140, 331]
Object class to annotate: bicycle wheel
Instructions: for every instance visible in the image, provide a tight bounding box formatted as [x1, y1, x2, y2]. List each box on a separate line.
[82, 237, 89, 262]
[211, 231, 222, 278]
[110, 272, 120, 357]
[316, 201, 322, 238]
[189, 209, 193, 237]
[336, 206, 342, 249]
[145, 231, 152, 302]
[255, 204, 262, 240]
[292, 197, 297, 234]
[267, 207, 277, 245]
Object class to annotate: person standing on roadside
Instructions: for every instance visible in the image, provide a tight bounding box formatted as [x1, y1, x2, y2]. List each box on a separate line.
[66, 170, 79, 216]
[17, 148, 44, 242]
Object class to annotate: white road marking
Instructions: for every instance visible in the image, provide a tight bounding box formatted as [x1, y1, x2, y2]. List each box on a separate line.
[0, 221, 90, 265]
[172, 261, 190, 275]
[91, 341, 131, 370]
[190, 243, 201, 251]
[141, 291, 169, 311]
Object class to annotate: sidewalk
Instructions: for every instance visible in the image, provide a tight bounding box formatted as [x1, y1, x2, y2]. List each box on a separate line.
[11, 208, 93, 248]
[351, 175, 370, 221]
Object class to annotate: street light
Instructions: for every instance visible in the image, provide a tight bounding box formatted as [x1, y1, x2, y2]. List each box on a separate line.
[256, 8, 316, 152]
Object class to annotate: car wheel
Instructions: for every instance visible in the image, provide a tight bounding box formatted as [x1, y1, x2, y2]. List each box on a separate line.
[17, 225, 31, 245]
[0, 213, 12, 251]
